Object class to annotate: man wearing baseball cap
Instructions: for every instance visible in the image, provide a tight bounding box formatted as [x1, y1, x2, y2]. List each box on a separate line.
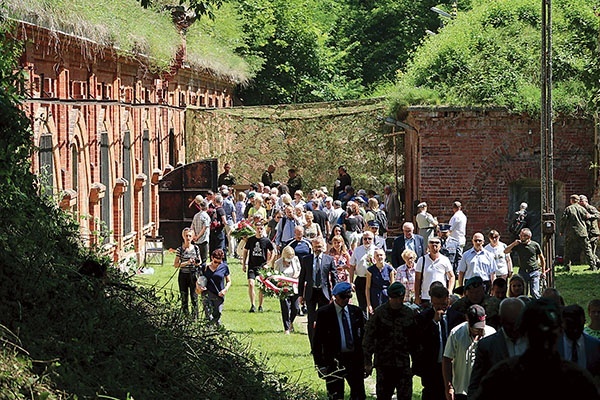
[312, 282, 366, 400]
[443, 304, 496, 400]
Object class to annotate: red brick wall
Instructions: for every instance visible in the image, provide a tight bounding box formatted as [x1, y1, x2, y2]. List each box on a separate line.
[18, 22, 235, 263]
[402, 107, 596, 242]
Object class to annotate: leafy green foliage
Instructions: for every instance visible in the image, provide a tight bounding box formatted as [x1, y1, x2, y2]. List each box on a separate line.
[388, 0, 600, 116]
[0, 22, 315, 400]
[330, 0, 454, 88]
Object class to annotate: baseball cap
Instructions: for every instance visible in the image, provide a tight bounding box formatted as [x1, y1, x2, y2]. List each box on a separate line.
[467, 304, 486, 329]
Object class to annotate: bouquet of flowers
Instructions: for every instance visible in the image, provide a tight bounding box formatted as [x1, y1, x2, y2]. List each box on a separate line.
[257, 269, 298, 300]
[231, 219, 255, 240]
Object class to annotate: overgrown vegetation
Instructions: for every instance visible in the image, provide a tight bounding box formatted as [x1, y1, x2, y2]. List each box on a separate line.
[5, 0, 251, 81]
[0, 23, 315, 400]
[388, 0, 600, 116]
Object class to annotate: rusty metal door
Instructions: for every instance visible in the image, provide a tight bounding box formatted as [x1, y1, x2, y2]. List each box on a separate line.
[159, 159, 218, 249]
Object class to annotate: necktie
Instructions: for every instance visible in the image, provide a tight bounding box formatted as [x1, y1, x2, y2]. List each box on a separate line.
[314, 256, 322, 288]
[441, 314, 448, 346]
[342, 307, 354, 350]
[572, 339, 578, 363]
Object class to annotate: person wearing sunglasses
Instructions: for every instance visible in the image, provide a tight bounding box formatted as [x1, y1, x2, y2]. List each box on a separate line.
[196, 249, 231, 326]
[312, 282, 366, 400]
[457, 233, 497, 294]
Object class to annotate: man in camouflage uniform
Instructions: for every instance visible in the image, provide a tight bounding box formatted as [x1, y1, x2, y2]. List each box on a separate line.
[363, 282, 419, 400]
[580, 194, 600, 271]
[560, 194, 594, 271]
[286, 168, 304, 195]
[450, 276, 501, 330]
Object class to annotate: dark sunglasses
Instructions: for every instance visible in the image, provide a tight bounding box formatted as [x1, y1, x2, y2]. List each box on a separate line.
[338, 293, 352, 299]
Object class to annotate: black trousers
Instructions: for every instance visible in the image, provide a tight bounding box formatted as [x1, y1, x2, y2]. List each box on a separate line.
[325, 352, 366, 400]
[354, 276, 367, 316]
[178, 271, 198, 318]
[420, 362, 445, 400]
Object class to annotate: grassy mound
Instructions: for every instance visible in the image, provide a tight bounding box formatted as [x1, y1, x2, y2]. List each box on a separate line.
[0, 22, 314, 400]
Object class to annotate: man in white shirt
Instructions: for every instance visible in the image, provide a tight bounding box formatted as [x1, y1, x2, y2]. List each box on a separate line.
[449, 201, 468, 248]
[349, 231, 376, 315]
[443, 304, 496, 400]
[458, 232, 497, 293]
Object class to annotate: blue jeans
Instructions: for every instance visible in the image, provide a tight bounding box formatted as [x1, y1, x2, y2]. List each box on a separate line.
[519, 269, 541, 299]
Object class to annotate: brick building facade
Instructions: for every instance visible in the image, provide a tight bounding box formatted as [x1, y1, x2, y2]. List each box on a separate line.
[18, 21, 236, 264]
[401, 107, 597, 250]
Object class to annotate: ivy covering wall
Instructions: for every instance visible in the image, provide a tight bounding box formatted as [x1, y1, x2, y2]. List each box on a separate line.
[185, 99, 404, 193]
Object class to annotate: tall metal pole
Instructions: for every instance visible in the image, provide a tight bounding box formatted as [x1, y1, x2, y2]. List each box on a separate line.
[541, 0, 555, 287]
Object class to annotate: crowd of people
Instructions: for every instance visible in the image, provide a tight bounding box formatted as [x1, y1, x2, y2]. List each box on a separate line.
[172, 162, 600, 399]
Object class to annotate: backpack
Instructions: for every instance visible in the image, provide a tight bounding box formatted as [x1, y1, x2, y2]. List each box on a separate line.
[509, 213, 526, 235]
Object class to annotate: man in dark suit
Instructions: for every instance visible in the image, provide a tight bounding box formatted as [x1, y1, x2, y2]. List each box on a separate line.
[414, 284, 463, 400]
[299, 237, 339, 345]
[467, 297, 526, 398]
[558, 304, 600, 377]
[313, 282, 366, 400]
[391, 222, 425, 269]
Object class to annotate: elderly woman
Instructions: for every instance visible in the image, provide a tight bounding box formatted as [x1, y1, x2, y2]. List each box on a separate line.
[366, 248, 396, 314]
[395, 249, 418, 303]
[196, 248, 231, 325]
[247, 196, 267, 222]
[174, 227, 201, 318]
[293, 204, 307, 226]
[274, 246, 301, 334]
[328, 234, 352, 282]
[292, 190, 306, 208]
[303, 211, 322, 239]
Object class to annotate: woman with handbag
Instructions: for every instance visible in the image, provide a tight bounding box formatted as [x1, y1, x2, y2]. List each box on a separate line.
[196, 248, 231, 326]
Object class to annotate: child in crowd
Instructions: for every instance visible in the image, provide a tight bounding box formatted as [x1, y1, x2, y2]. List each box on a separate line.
[584, 299, 600, 339]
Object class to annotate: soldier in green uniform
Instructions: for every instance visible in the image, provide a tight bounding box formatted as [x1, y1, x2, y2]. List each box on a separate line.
[560, 194, 594, 271]
[579, 194, 600, 271]
[217, 162, 236, 187]
[363, 282, 419, 400]
[287, 168, 304, 195]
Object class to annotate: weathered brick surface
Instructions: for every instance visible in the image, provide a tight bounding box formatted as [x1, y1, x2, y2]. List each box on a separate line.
[402, 107, 595, 242]
[18, 22, 235, 262]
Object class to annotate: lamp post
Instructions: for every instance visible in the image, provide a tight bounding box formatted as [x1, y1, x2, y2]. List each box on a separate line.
[541, 0, 555, 287]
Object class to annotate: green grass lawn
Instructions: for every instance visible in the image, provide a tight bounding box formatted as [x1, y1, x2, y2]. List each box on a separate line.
[134, 251, 600, 399]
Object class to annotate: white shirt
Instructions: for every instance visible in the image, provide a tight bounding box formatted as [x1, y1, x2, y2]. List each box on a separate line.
[502, 329, 527, 358]
[350, 245, 375, 277]
[484, 242, 510, 276]
[335, 302, 353, 352]
[563, 334, 587, 370]
[416, 253, 453, 300]
[444, 321, 496, 395]
[458, 247, 497, 282]
[449, 210, 467, 246]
